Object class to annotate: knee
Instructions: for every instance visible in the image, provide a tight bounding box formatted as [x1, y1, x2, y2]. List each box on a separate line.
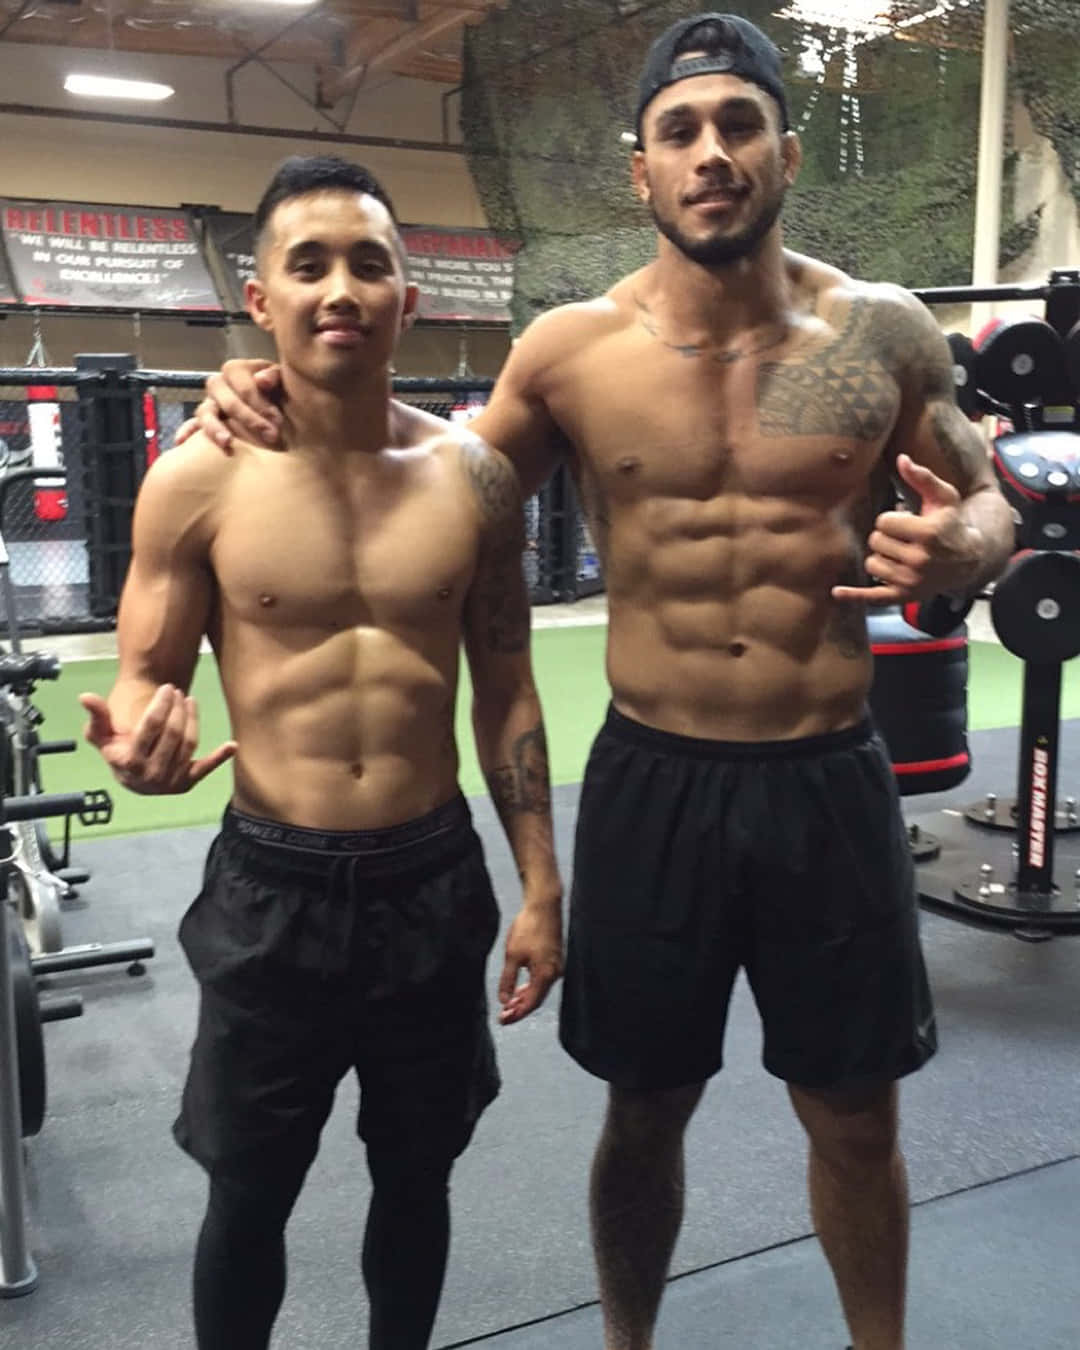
[797, 1089, 901, 1176]
[366, 1143, 455, 1204]
[205, 1171, 298, 1241]
[604, 1082, 705, 1153]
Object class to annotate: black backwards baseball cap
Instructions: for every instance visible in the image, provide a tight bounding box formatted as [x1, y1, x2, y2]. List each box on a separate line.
[634, 12, 790, 142]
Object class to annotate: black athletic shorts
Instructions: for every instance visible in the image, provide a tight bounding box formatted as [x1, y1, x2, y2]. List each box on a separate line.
[559, 707, 937, 1093]
[174, 796, 501, 1174]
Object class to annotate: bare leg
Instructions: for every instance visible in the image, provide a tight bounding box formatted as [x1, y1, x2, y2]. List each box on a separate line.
[589, 1081, 705, 1350]
[788, 1081, 907, 1350]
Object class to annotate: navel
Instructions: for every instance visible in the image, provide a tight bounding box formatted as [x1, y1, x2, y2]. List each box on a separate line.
[615, 456, 642, 475]
[258, 592, 277, 608]
[728, 640, 748, 658]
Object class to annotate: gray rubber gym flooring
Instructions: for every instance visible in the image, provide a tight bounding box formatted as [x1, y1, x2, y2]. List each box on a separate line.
[3, 720, 1079, 1349]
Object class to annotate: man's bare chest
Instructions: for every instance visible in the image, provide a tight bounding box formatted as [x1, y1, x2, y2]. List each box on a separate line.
[210, 463, 477, 631]
[553, 338, 901, 502]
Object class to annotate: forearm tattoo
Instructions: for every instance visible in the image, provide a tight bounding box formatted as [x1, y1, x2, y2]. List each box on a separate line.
[463, 437, 529, 653]
[487, 723, 552, 821]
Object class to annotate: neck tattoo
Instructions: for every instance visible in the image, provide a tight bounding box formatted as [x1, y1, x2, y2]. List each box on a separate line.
[635, 296, 788, 365]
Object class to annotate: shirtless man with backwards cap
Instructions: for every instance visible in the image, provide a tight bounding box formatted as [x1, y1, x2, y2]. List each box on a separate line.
[190, 14, 1014, 1348]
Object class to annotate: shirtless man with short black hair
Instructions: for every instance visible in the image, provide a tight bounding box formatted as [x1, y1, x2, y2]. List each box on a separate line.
[189, 16, 1015, 1349]
[82, 153, 562, 1350]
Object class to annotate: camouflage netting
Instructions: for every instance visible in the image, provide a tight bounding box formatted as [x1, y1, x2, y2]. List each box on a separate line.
[461, 1, 1080, 333]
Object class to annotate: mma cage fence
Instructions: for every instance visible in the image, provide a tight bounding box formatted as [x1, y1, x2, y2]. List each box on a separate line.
[0, 357, 603, 636]
[2, 269, 1077, 636]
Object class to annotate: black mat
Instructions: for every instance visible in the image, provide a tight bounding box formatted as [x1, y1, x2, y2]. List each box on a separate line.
[466, 1159, 1080, 1349]
[2, 722, 1078, 1348]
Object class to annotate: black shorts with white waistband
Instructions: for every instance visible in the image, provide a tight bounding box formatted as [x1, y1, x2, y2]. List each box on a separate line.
[174, 795, 501, 1175]
[559, 707, 937, 1093]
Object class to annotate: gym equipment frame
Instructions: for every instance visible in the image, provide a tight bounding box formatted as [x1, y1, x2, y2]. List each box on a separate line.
[908, 269, 1080, 940]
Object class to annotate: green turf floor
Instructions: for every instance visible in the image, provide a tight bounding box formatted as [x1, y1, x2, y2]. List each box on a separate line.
[27, 629, 1080, 841]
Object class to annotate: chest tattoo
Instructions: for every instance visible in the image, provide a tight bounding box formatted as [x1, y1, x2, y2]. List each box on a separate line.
[756, 295, 897, 442]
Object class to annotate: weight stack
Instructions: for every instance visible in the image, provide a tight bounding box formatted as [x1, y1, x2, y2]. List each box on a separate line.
[867, 609, 971, 796]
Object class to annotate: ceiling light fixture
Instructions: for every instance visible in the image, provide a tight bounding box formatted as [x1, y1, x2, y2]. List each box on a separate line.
[64, 73, 175, 101]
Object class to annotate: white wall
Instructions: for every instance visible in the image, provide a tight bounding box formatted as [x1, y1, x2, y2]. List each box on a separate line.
[0, 40, 485, 224]
[1008, 100, 1080, 287]
[936, 97, 1080, 336]
[0, 39, 506, 376]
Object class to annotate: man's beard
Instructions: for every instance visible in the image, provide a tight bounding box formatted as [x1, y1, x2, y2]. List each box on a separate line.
[651, 181, 786, 267]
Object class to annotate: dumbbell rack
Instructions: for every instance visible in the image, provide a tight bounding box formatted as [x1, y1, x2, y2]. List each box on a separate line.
[907, 270, 1080, 941]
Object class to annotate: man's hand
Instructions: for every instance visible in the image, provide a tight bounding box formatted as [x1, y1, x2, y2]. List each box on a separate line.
[832, 453, 982, 607]
[79, 684, 237, 794]
[173, 360, 283, 452]
[497, 897, 563, 1025]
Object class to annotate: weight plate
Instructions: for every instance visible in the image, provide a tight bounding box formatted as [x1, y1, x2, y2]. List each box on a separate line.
[990, 551, 1080, 662]
[9, 919, 45, 1138]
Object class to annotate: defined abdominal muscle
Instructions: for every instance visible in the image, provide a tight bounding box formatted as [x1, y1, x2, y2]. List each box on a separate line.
[607, 611, 872, 740]
[220, 629, 460, 829]
[603, 509, 872, 739]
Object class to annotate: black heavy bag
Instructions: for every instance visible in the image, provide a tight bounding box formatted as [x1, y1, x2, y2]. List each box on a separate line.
[867, 607, 970, 796]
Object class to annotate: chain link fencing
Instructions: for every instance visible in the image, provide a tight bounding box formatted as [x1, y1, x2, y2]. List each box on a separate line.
[0, 362, 597, 634]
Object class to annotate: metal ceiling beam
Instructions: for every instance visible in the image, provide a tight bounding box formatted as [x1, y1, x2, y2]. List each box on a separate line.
[0, 10, 335, 65]
[0, 0, 34, 43]
[0, 99, 464, 153]
[0, 0, 505, 83]
[323, 3, 496, 100]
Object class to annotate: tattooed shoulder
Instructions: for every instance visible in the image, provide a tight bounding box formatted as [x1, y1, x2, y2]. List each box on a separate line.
[460, 433, 522, 526]
[859, 284, 954, 399]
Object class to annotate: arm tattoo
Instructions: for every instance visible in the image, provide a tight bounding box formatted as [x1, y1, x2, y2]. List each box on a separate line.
[471, 535, 530, 653]
[462, 434, 520, 522]
[462, 437, 529, 653]
[876, 295, 984, 494]
[929, 403, 981, 492]
[486, 723, 552, 821]
[756, 293, 899, 441]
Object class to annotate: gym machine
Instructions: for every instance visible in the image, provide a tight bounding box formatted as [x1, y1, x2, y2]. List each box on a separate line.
[904, 269, 1080, 940]
[0, 468, 154, 1297]
[0, 786, 113, 1296]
